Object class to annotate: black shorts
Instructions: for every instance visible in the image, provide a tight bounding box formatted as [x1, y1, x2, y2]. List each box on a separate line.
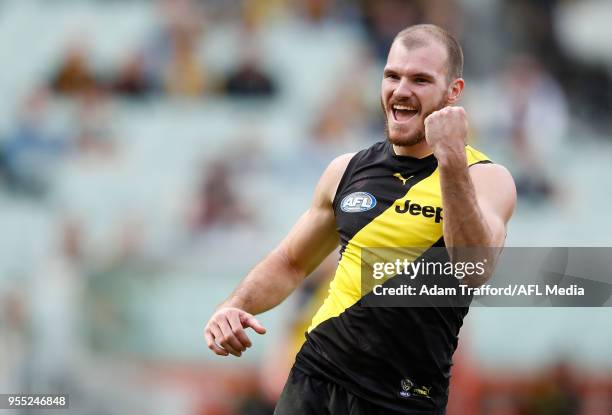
[274, 366, 406, 415]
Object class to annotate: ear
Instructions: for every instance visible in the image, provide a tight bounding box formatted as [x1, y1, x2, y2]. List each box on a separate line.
[446, 78, 465, 104]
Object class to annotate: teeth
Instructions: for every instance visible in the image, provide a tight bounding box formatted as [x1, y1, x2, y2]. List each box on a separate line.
[393, 104, 417, 111]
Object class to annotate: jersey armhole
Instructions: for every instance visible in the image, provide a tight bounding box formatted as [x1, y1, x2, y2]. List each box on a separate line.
[468, 159, 492, 167]
[331, 153, 360, 212]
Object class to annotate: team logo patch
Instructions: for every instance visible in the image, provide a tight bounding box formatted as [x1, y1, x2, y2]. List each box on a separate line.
[340, 192, 377, 213]
[399, 378, 414, 398]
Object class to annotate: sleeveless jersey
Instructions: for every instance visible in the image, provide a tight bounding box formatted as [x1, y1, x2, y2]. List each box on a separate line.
[294, 140, 491, 414]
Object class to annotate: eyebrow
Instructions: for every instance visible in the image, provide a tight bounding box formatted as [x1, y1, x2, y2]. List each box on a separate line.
[382, 68, 394, 77]
[383, 68, 437, 80]
[411, 72, 435, 80]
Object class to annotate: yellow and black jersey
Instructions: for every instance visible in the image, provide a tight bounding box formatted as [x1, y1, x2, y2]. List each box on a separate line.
[294, 140, 491, 414]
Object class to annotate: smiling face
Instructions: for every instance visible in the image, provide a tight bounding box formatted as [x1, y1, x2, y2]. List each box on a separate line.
[381, 39, 460, 148]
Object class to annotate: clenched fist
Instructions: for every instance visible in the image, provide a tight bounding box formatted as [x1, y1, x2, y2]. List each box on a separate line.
[205, 307, 266, 357]
[424, 106, 468, 159]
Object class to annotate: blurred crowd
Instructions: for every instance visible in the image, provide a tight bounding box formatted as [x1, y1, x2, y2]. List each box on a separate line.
[5, 0, 610, 205]
[0, 0, 611, 414]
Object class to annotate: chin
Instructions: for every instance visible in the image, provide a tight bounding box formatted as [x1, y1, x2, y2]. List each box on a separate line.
[389, 136, 424, 147]
[387, 127, 424, 147]
[385, 113, 425, 147]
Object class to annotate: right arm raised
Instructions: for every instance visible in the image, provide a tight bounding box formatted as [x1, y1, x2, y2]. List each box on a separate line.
[204, 153, 354, 356]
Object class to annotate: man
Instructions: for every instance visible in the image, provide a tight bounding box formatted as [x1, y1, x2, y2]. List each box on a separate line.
[205, 24, 516, 414]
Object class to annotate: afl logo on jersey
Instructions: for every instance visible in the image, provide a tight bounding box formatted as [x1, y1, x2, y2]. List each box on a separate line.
[340, 192, 377, 213]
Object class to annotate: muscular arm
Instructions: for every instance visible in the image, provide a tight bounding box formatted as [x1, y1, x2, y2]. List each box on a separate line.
[426, 106, 516, 287]
[221, 168, 342, 315]
[439, 158, 516, 249]
[205, 153, 354, 356]
[439, 155, 516, 286]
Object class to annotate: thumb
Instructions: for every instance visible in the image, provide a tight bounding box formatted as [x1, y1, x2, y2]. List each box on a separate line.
[241, 312, 267, 335]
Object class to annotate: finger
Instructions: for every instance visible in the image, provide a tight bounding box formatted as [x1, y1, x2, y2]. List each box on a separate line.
[205, 325, 228, 356]
[218, 318, 245, 356]
[241, 312, 267, 335]
[228, 312, 252, 348]
[211, 323, 240, 356]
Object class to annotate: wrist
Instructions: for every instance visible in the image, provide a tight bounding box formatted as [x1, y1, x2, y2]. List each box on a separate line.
[434, 145, 467, 169]
[217, 298, 242, 311]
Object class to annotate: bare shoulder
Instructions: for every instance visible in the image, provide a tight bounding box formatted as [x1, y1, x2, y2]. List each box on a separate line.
[327, 152, 356, 179]
[469, 163, 517, 220]
[469, 162, 515, 187]
[314, 153, 356, 206]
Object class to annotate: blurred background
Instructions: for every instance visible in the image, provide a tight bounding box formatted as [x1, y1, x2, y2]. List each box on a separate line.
[0, 0, 611, 414]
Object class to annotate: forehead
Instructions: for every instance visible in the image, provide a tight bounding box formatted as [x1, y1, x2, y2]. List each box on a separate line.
[385, 40, 448, 79]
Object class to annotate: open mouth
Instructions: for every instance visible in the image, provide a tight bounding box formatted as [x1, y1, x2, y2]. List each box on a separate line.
[391, 104, 419, 123]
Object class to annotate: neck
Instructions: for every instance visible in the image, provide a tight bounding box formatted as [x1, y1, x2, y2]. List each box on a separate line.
[392, 140, 433, 159]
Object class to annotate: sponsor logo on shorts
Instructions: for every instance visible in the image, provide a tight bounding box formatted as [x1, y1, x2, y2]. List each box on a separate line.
[399, 378, 433, 400]
[340, 192, 377, 213]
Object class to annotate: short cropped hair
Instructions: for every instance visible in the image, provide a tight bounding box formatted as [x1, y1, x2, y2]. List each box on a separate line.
[393, 24, 464, 82]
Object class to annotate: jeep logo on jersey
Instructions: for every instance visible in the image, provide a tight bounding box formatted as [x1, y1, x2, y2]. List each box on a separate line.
[395, 200, 443, 223]
[340, 192, 377, 213]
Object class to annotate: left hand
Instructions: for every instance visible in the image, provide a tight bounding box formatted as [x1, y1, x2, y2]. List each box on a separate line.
[424, 106, 468, 159]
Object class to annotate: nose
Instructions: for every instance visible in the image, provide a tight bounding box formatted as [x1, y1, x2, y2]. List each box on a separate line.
[393, 77, 414, 99]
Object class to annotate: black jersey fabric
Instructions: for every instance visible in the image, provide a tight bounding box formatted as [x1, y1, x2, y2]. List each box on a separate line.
[291, 140, 491, 414]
